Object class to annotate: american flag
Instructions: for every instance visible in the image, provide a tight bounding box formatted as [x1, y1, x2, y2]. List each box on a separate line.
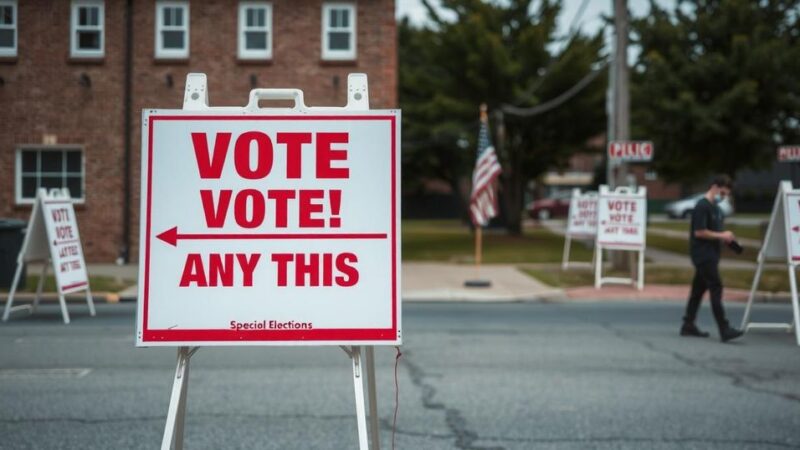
[469, 110, 503, 227]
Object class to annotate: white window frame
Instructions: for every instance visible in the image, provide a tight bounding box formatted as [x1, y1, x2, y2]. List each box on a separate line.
[70, 0, 105, 58]
[155, 1, 189, 59]
[238, 2, 272, 60]
[0, 0, 17, 57]
[321, 3, 356, 61]
[15, 147, 86, 205]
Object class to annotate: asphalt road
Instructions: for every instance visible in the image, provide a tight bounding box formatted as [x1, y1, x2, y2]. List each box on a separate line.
[1, 300, 799, 449]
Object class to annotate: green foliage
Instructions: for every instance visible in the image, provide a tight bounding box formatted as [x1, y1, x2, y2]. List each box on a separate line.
[399, 1, 608, 230]
[631, 0, 800, 182]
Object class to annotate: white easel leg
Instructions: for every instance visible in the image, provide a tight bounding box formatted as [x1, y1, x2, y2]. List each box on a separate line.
[637, 250, 645, 291]
[365, 346, 381, 450]
[562, 236, 571, 270]
[162, 347, 196, 450]
[2, 263, 24, 322]
[350, 346, 370, 449]
[788, 268, 800, 346]
[57, 293, 70, 324]
[594, 246, 602, 289]
[32, 262, 48, 314]
[85, 286, 96, 317]
[740, 260, 764, 331]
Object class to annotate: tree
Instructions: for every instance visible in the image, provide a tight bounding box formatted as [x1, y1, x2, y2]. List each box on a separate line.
[631, 0, 800, 183]
[399, 0, 607, 233]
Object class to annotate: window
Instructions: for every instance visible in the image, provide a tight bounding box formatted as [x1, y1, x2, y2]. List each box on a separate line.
[321, 3, 355, 60]
[0, 0, 16, 57]
[238, 2, 272, 60]
[155, 2, 189, 59]
[16, 148, 85, 204]
[71, 1, 104, 58]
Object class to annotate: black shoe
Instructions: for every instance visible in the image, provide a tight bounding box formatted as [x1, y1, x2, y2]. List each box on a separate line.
[680, 323, 709, 337]
[720, 327, 744, 343]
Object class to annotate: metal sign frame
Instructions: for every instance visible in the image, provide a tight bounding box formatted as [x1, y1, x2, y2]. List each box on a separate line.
[740, 181, 800, 346]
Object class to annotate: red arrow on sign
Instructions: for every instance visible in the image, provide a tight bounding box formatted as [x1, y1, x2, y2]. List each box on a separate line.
[155, 226, 388, 247]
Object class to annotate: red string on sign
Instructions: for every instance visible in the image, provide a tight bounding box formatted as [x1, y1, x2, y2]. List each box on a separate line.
[392, 346, 402, 450]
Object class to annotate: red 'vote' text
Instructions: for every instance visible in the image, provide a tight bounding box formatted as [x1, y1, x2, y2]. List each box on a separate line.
[192, 131, 350, 180]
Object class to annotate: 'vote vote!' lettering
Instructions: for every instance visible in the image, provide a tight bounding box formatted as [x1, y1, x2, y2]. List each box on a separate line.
[178, 131, 361, 288]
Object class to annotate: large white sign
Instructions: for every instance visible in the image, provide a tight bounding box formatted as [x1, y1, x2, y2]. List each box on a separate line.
[137, 111, 401, 346]
[608, 141, 654, 162]
[566, 189, 597, 237]
[596, 185, 647, 249]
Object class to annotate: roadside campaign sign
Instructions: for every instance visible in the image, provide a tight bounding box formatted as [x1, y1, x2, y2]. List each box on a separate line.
[38, 189, 89, 293]
[742, 181, 800, 346]
[2, 188, 94, 324]
[607, 141, 654, 162]
[566, 189, 598, 237]
[137, 111, 401, 346]
[778, 146, 800, 163]
[786, 190, 800, 261]
[596, 185, 647, 250]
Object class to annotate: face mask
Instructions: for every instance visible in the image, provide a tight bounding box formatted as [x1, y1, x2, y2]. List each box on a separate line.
[714, 194, 725, 204]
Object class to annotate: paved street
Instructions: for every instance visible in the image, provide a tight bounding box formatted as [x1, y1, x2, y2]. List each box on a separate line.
[1, 300, 799, 449]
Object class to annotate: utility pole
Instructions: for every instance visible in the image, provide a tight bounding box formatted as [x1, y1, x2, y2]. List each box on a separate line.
[613, 0, 630, 188]
[611, 0, 631, 270]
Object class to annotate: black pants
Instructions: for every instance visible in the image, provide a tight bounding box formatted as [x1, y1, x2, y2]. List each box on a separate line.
[684, 260, 729, 330]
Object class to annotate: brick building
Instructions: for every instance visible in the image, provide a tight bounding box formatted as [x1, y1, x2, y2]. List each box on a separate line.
[0, 0, 397, 262]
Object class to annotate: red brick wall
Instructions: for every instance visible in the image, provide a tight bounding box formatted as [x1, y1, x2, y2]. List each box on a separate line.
[0, 0, 397, 262]
[0, 0, 127, 262]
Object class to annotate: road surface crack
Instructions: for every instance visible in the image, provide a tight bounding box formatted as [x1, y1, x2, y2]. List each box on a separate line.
[402, 351, 504, 450]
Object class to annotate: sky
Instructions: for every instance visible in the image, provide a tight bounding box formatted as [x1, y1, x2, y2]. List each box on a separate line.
[395, 0, 675, 38]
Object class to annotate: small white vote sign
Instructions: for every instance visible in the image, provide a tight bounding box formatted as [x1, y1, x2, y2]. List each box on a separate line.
[566, 189, 598, 237]
[2, 188, 94, 324]
[41, 194, 88, 293]
[596, 185, 647, 249]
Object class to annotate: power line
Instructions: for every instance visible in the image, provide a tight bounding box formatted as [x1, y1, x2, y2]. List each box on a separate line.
[501, 61, 608, 117]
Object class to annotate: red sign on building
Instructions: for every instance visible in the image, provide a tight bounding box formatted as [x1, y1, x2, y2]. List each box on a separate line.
[607, 141, 654, 162]
[778, 146, 800, 162]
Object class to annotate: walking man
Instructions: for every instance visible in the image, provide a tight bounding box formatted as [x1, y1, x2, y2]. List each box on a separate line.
[681, 175, 744, 342]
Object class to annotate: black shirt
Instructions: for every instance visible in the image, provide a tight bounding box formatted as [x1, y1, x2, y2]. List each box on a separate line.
[690, 197, 723, 265]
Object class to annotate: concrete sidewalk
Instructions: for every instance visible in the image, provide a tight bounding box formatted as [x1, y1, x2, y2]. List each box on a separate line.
[10, 262, 790, 304]
[402, 262, 562, 301]
[12, 262, 564, 303]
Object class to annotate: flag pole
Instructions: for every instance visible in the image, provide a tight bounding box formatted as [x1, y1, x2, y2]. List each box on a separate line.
[475, 225, 482, 268]
[465, 104, 491, 288]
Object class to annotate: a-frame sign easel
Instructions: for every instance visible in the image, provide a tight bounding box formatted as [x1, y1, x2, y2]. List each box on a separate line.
[741, 181, 800, 345]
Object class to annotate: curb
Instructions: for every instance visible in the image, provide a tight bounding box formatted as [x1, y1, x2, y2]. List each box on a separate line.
[0, 292, 122, 304]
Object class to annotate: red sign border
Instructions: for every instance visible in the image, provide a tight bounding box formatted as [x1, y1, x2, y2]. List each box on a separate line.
[141, 114, 399, 343]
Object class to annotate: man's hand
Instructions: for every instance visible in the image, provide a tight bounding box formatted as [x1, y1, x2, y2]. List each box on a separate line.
[719, 231, 735, 244]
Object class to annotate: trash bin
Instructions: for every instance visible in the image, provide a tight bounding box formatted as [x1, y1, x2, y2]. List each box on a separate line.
[0, 219, 26, 290]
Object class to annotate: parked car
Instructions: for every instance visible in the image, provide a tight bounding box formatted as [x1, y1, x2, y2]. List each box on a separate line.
[526, 191, 572, 220]
[664, 193, 734, 219]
